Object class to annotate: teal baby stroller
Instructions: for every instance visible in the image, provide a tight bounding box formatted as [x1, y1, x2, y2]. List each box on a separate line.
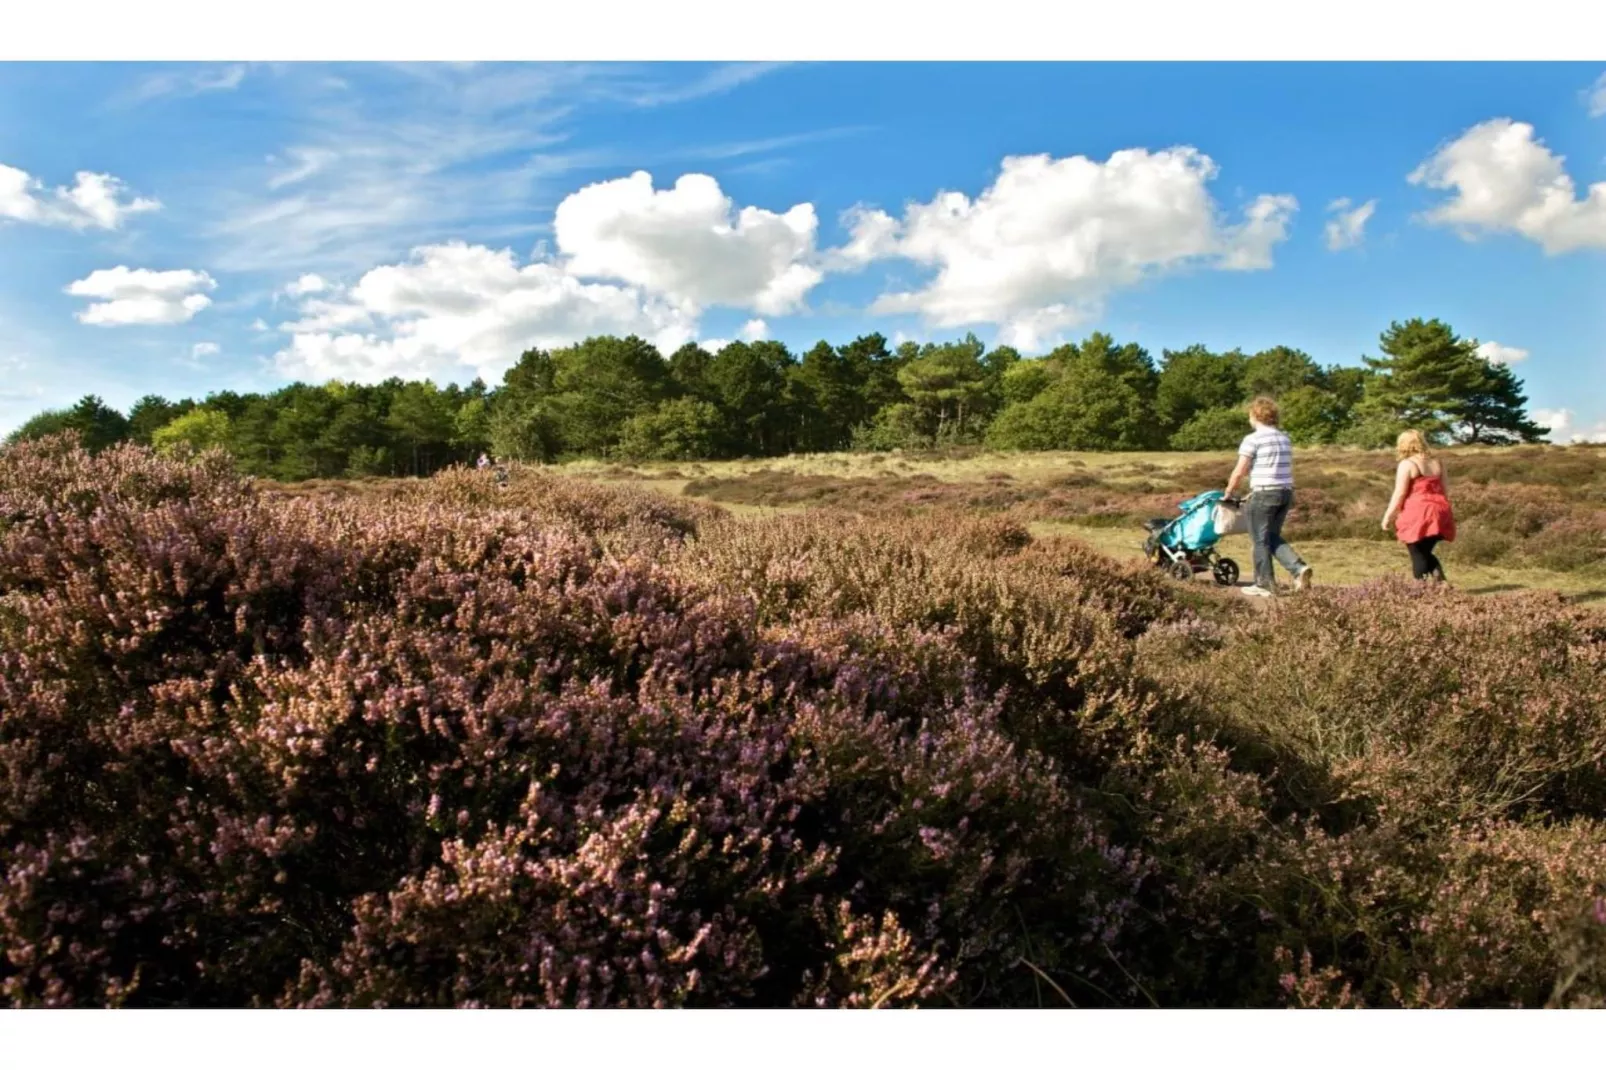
[1142, 490, 1242, 586]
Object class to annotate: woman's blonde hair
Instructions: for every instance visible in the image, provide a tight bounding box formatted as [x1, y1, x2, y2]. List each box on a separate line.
[1247, 396, 1280, 427]
[1395, 429, 1431, 460]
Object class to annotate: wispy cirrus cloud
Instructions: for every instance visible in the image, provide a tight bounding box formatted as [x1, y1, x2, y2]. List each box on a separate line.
[1584, 71, 1606, 118]
[1324, 197, 1377, 250]
[203, 63, 797, 279]
[614, 63, 792, 107]
[671, 125, 873, 162]
[113, 64, 251, 107]
[266, 147, 338, 191]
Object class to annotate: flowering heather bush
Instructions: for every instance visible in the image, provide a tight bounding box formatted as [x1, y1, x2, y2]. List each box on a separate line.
[1128, 580, 1606, 1006]
[5, 435, 1606, 1008]
[0, 437, 1145, 1007]
[1157, 580, 1606, 822]
[677, 511, 1183, 640]
[400, 464, 724, 541]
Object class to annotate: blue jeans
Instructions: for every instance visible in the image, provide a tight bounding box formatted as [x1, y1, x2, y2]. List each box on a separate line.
[1245, 487, 1307, 589]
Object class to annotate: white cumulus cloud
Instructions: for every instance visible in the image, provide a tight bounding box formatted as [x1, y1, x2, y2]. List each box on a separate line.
[829, 148, 1298, 350]
[66, 267, 216, 326]
[274, 240, 695, 383]
[1409, 118, 1606, 254]
[1476, 340, 1529, 365]
[0, 164, 160, 231]
[1531, 408, 1606, 444]
[1324, 197, 1377, 251]
[554, 170, 823, 316]
[1533, 408, 1572, 438]
[191, 342, 221, 358]
[1533, 407, 1606, 444]
[284, 273, 330, 297]
[739, 318, 769, 341]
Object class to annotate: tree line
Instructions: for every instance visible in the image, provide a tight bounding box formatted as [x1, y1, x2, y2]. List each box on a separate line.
[4, 317, 1548, 479]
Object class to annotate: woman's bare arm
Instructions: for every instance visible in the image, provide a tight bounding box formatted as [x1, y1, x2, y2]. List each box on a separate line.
[1381, 460, 1412, 530]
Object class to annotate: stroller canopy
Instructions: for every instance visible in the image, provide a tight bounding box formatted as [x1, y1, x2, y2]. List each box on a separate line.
[1160, 490, 1230, 551]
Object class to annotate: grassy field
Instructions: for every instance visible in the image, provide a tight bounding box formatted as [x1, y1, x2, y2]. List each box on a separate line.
[551, 445, 1606, 606]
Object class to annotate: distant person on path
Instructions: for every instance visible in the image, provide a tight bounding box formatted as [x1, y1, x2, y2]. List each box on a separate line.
[1224, 397, 1314, 598]
[1381, 429, 1455, 582]
[476, 452, 491, 470]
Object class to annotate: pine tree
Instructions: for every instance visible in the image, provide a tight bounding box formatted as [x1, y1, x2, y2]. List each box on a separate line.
[65, 395, 132, 454]
[1357, 319, 1487, 441]
[1456, 357, 1548, 444]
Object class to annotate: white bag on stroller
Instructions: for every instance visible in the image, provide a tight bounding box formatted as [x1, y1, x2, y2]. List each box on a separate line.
[1213, 499, 1248, 536]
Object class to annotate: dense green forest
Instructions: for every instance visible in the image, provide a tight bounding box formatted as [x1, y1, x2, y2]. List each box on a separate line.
[4, 317, 1548, 480]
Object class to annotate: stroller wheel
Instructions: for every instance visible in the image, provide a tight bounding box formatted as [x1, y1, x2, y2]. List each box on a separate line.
[1211, 557, 1240, 587]
[1168, 559, 1194, 582]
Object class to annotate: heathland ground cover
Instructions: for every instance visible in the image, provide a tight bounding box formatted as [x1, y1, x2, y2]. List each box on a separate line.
[4, 434, 1605, 1007]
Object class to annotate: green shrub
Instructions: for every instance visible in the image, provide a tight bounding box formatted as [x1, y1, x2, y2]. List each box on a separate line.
[1169, 407, 1248, 451]
[615, 398, 725, 461]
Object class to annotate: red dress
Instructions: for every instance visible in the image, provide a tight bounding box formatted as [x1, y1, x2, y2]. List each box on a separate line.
[1396, 467, 1456, 544]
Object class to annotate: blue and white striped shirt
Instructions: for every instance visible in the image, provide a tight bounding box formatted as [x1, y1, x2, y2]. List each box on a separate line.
[1238, 426, 1294, 490]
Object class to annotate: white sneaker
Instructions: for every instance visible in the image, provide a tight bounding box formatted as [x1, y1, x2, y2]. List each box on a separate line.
[1242, 585, 1275, 598]
[1294, 566, 1314, 592]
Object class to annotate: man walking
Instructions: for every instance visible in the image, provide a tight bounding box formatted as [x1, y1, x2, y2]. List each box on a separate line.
[1224, 397, 1313, 598]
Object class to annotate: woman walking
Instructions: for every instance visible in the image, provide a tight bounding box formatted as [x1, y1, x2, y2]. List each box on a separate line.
[1224, 397, 1314, 598]
[1382, 430, 1455, 582]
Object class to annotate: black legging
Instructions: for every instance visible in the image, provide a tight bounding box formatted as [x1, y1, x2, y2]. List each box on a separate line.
[1406, 537, 1445, 581]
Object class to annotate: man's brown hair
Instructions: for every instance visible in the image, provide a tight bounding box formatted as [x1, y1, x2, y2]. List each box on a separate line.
[1248, 396, 1280, 427]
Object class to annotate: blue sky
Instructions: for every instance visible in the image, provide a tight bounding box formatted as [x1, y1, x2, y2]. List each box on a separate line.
[1, 61, 1603, 439]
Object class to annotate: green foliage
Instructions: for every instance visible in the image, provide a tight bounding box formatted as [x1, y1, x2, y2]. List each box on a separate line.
[1457, 357, 1547, 445]
[988, 335, 1158, 451]
[790, 341, 860, 452]
[1358, 319, 1487, 440]
[852, 402, 931, 452]
[839, 332, 906, 415]
[895, 334, 993, 443]
[151, 408, 231, 454]
[69, 396, 132, 453]
[487, 400, 561, 464]
[1169, 406, 1249, 451]
[616, 398, 725, 461]
[704, 341, 791, 457]
[1241, 345, 1321, 397]
[5, 408, 73, 446]
[1157, 346, 1246, 433]
[999, 360, 1055, 406]
[345, 445, 396, 477]
[1278, 385, 1350, 445]
[127, 395, 195, 446]
[7, 396, 131, 454]
[386, 381, 458, 476]
[546, 335, 673, 456]
[502, 347, 556, 399]
[3, 321, 1552, 475]
[452, 396, 492, 454]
